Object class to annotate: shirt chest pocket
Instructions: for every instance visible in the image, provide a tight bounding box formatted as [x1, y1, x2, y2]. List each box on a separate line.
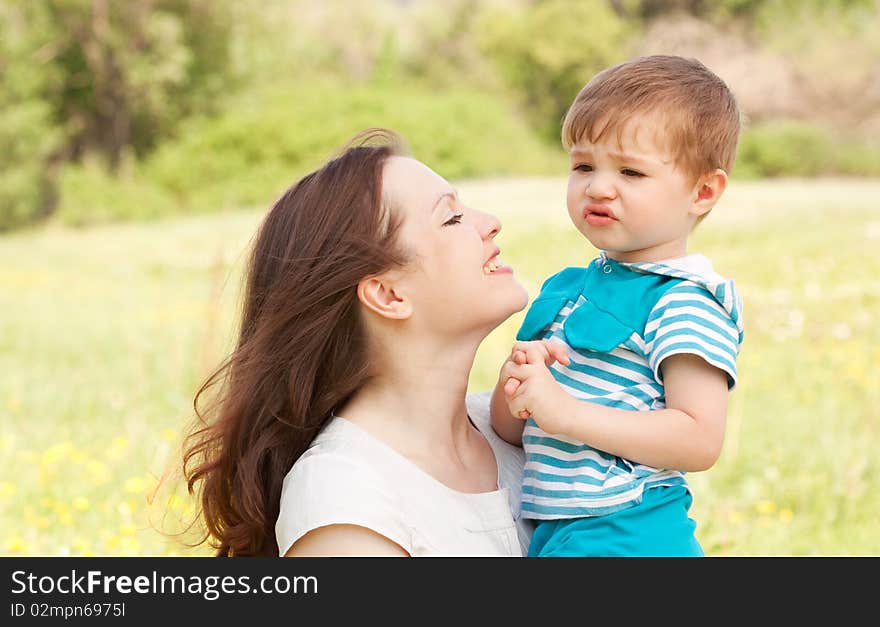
[560, 299, 635, 354]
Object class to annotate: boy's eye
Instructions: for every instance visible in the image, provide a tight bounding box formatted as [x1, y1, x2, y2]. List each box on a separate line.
[621, 168, 644, 177]
[443, 213, 463, 226]
[573, 164, 593, 172]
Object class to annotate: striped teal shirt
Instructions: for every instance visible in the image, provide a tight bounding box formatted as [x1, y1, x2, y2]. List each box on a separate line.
[516, 253, 744, 520]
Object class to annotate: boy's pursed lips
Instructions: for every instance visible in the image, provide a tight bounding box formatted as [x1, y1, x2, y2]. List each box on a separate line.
[584, 204, 619, 220]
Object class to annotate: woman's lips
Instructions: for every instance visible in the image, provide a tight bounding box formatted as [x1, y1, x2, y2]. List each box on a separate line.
[483, 256, 513, 275]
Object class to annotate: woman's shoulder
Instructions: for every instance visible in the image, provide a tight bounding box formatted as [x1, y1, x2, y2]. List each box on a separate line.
[275, 417, 412, 556]
[280, 418, 392, 493]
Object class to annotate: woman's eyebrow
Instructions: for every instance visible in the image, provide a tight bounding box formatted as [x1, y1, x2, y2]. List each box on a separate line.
[432, 190, 458, 213]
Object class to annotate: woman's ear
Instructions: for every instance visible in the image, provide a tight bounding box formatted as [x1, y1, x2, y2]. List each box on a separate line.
[691, 168, 728, 218]
[357, 273, 413, 320]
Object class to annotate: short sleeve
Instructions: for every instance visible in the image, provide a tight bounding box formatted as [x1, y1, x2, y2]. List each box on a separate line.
[275, 450, 413, 556]
[644, 282, 742, 389]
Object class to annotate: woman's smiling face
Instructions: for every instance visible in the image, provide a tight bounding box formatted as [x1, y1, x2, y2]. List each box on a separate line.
[381, 156, 528, 335]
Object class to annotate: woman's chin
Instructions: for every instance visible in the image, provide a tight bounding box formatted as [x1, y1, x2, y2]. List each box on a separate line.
[491, 284, 530, 325]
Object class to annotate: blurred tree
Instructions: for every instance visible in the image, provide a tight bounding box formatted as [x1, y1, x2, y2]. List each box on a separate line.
[397, 0, 499, 87]
[476, 0, 633, 142]
[0, 2, 63, 230]
[38, 0, 237, 172]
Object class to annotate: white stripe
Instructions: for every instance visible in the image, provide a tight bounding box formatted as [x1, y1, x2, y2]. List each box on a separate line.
[556, 378, 651, 411]
[523, 469, 686, 506]
[523, 423, 585, 446]
[526, 486, 645, 508]
[525, 443, 615, 468]
[645, 303, 734, 340]
[523, 460, 611, 484]
[553, 361, 640, 394]
[558, 342, 654, 384]
[522, 474, 636, 492]
[653, 319, 739, 354]
[650, 288, 730, 315]
[624, 331, 647, 353]
[651, 333, 737, 368]
[523, 461, 612, 478]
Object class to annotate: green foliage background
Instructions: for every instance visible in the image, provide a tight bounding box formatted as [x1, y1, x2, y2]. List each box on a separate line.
[2, 0, 880, 230]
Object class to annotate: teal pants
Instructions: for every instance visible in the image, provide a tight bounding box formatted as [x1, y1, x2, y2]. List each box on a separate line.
[527, 485, 704, 557]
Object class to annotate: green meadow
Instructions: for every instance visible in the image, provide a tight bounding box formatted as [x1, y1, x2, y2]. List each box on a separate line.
[1, 177, 878, 556]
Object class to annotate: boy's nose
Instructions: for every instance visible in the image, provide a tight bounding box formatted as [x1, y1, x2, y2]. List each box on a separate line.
[586, 173, 617, 200]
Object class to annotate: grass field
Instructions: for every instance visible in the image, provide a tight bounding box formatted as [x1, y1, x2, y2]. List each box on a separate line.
[2, 177, 878, 556]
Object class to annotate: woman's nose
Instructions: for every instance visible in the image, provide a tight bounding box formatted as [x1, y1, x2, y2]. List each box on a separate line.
[476, 209, 501, 239]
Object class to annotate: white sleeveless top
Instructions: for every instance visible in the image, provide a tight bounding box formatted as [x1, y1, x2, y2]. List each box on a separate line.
[275, 391, 534, 556]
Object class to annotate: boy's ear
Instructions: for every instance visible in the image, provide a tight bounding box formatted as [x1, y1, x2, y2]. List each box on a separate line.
[690, 168, 728, 217]
[357, 273, 413, 320]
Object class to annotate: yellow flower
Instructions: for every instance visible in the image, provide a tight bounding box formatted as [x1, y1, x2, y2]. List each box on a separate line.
[0, 481, 16, 499]
[4, 535, 25, 553]
[73, 497, 90, 511]
[779, 508, 794, 524]
[72, 538, 91, 553]
[120, 537, 141, 555]
[727, 510, 745, 526]
[86, 460, 110, 485]
[124, 476, 148, 494]
[119, 523, 137, 536]
[754, 500, 777, 515]
[161, 428, 177, 442]
[41, 442, 75, 466]
[107, 437, 130, 461]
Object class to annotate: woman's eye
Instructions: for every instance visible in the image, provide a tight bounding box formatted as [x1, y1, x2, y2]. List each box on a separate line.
[443, 213, 463, 226]
[621, 168, 644, 177]
[574, 164, 593, 173]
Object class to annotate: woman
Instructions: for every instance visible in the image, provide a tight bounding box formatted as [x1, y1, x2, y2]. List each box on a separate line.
[183, 128, 533, 556]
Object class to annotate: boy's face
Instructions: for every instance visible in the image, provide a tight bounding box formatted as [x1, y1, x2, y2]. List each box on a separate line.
[566, 113, 711, 263]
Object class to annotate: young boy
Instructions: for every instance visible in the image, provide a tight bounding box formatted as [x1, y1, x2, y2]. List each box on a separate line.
[490, 55, 745, 556]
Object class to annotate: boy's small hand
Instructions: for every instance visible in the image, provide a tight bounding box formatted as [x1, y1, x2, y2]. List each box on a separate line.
[501, 340, 571, 430]
[503, 350, 527, 397]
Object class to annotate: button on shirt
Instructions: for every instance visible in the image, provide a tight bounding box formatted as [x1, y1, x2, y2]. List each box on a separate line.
[515, 253, 744, 520]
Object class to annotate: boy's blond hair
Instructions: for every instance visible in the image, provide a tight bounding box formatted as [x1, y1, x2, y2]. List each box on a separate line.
[562, 55, 742, 185]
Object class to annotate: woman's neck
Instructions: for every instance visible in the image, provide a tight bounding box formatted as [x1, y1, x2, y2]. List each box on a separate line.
[337, 338, 479, 456]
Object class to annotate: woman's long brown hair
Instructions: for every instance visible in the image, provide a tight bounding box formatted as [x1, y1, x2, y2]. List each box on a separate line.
[182, 129, 410, 556]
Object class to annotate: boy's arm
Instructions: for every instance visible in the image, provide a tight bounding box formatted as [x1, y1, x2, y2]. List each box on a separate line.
[490, 371, 527, 446]
[505, 349, 729, 472]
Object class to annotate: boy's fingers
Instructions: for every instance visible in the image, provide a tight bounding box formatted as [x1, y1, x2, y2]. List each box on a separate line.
[502, 362, 529, 382]
[503, 376, 521, 396]
[513, 350, 527, 365]
[512, 341, 547, 363]
[521, 343, 550, 368]
[544, 340, 570, 366]
[507, 395, 531, 420]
